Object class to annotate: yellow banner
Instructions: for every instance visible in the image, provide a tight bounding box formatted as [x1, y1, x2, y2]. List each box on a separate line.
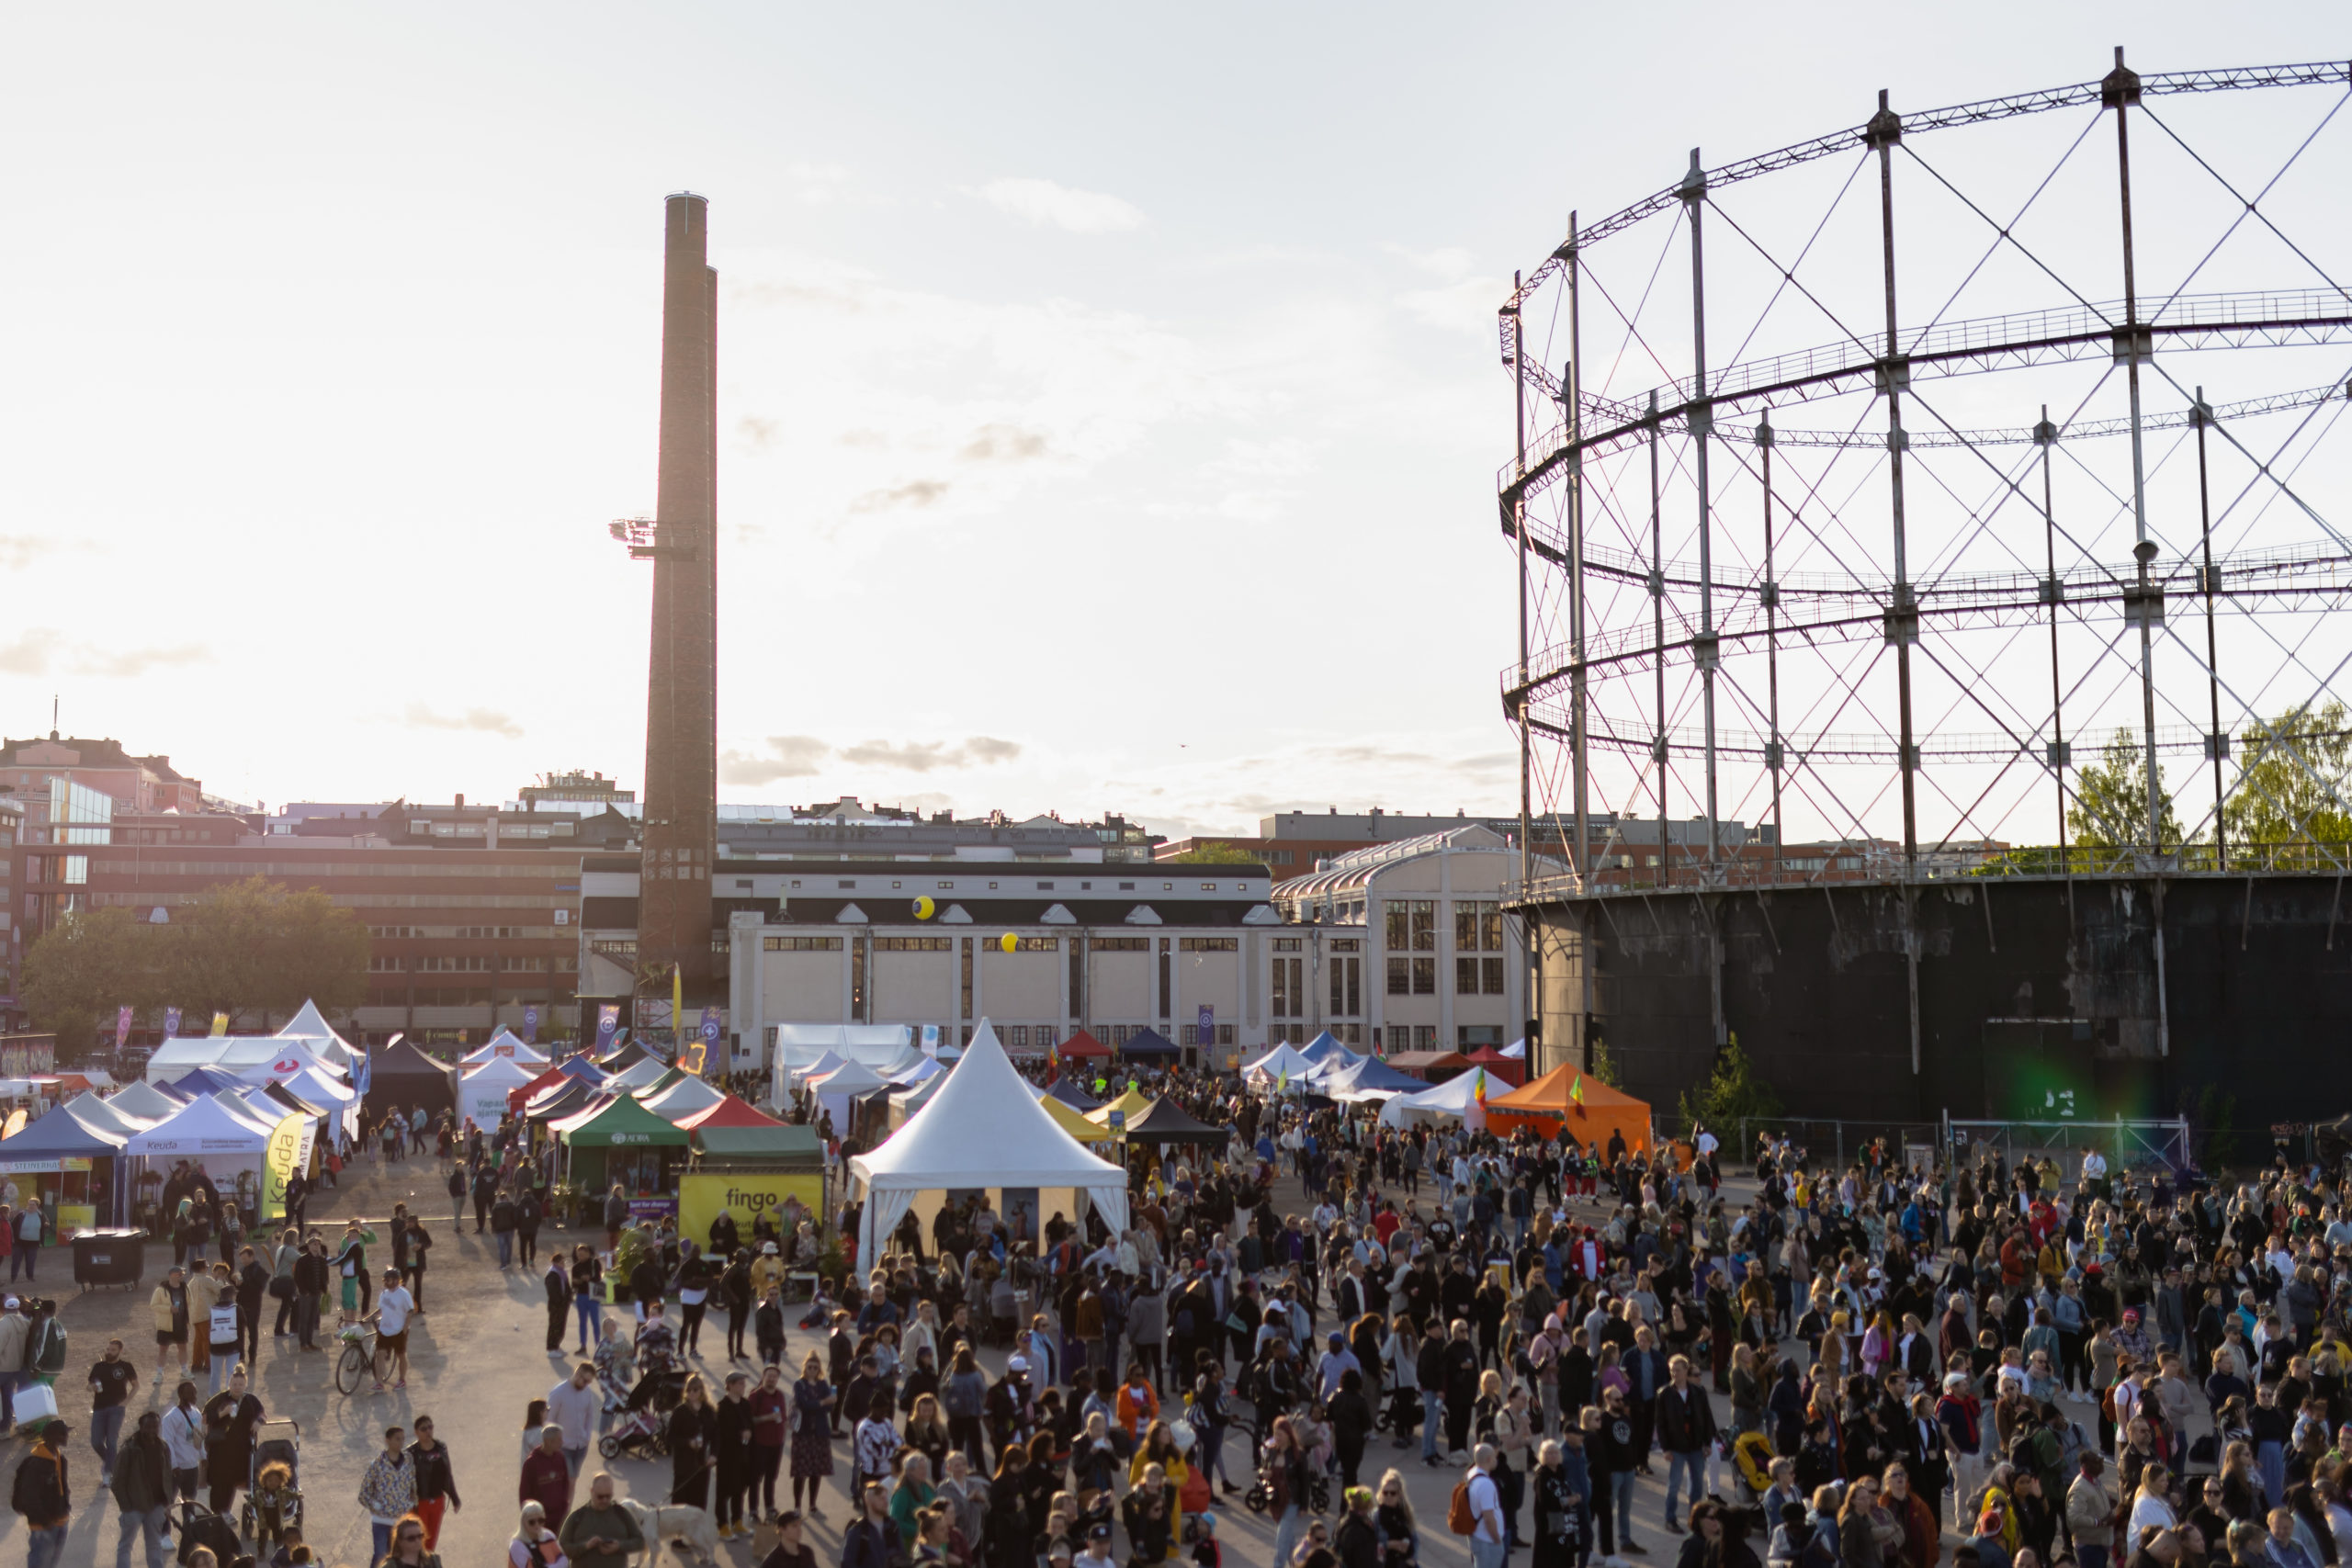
[261, 1112, 306, 1221]
[209, 1012, 229, 1037]
[678, 1171, 823, 1255]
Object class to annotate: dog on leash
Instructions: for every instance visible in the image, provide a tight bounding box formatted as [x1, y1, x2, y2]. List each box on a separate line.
[615, 1496, 720, 1566]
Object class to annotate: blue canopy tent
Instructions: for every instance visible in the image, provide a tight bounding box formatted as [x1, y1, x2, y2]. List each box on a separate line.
[0, 1100, 130, 1228]
[1322, 1053, 1427, 1096]
[167, 1067, 248, 1099]
[1045, 1077, 1102, 1111]
[558, 1055, 611, 1085]
[1296, 1032, 1354, 1066]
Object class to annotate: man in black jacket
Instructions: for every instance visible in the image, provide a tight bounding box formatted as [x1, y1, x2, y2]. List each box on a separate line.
[407, 1415, 461, 1550]
[1654, 1353, 1717, 1534]
[545, 1256, 574, 1353]
[112, 1410, 172, 1568]
[234, 1247, 271, 1366]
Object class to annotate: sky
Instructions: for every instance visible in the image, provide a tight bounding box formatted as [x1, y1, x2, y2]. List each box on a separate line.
[0, 4, 2343, 840]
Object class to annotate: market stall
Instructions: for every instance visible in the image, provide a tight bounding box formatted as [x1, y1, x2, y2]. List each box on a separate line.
[362, 1040, 458, 1118]
[1044, 1077, 1101, 1111]
[1385, 1049, 1471, 1084]
[676, 1096, 783, 1132]
[684, 1124, 826, 1254]
[463, 1029, 549, 1067]
[1461, 1045, 1525, 1089]
[847, 1021, 1127, 1277]
[803, 1060, 890, 1134]
[458, 1055, 539, 1132]
[552, 1091, 691, 1213]
[1376, 1069, 1491, 1131]
[123, 1091, 303, 1229]
[643, 1074, 728, 1123]
[1483, 1064, 1652, 1152]
[0, 1100, 127, 1234]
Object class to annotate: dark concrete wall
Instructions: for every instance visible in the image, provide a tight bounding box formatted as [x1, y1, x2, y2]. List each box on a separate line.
[1530, 874, 2352, 1129]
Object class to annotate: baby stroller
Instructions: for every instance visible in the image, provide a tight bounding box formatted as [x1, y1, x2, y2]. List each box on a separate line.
[170, 1500, 244, 1567]
[1730, 1429, 1776, 1495]
[599, 1352, 688, 1460]
[240, 1419, 303, 1541]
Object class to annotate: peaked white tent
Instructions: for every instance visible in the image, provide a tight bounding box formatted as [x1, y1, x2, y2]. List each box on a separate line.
[786, 1050, 846, 1086]
[464, 1030, 549, 1067]
[273, 1000, 357, 1070]
[233, 1041, 348, 1086]
[1242, 1043, 1320, 1087]
[849, 1021, 1128, 1276]
[805, 1060, 892, 1133]
[108, 1080, 186, 1121]
[889, 1055, 944, 1086]
[458, 1055, 538, 1131]
[124, 1091, 277, 1156]
[1499, 1039, 1527, 1059]
[876, 1046, 932, 1080]
[64, 1090, 150, 1135]
[1376, 1070, 1490, 1131]
[605, 1056, 671, 1093]
[642, 1074, 727, 1122]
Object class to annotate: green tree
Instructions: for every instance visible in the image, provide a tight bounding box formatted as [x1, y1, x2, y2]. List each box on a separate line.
[166, 878, 369, 1029]
[20, 908, 163, 1055]
[1168, 840, 1263, 865]
[1676, 1031, 1781, 1127]
[2068, 728, 2184, 852]
[1585, 1032, 1623, 1089]
[2222, 699, 2352, 850]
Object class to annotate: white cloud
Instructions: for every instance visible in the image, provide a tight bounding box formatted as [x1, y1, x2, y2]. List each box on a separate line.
[975, 177, 1145, 235]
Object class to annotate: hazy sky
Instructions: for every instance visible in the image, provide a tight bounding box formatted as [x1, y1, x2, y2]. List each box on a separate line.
[0, 4, 2339, 838]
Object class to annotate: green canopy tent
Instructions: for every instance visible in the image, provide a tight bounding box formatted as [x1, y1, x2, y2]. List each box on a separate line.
[554, 1089, 691, 1201]
[684, 1124, 828, 1257]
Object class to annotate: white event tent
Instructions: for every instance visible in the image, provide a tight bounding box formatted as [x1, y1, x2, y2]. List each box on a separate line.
[107, 1080, 186, 1120]
[605, 1057, 672, 1094]
[1376, 1071, 1489, 1131]
[464, 1030, 549, 1067]
[849, 1021, 1128, 1277]
[805, 1060, 892, 1132]
[272, 1000, 358, 1071]
[642, 1075, 727, 1122]
[1242, 1043, 1321, 1088]
[458, 1055, 539, 1131]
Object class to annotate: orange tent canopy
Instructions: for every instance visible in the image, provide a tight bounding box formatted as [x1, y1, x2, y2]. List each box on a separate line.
[1485, 1062, 1652, 1153]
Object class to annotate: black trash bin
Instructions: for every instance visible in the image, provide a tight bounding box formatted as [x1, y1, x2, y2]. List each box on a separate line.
[73, 1229, 146, 1290]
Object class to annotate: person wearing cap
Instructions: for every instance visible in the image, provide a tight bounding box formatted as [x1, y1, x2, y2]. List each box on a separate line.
[18, 1416, 70, 1567]
[0, 1294, 28, 1437]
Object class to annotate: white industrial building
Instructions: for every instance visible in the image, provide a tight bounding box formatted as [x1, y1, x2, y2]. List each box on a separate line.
[1269, 825, 1555, 1052]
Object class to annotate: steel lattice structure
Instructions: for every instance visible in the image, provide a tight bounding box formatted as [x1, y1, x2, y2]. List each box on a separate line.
[1499, 51, 2352, 898]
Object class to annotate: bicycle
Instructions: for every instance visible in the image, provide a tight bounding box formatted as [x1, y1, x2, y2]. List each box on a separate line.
[333, 1325, 392, 1395]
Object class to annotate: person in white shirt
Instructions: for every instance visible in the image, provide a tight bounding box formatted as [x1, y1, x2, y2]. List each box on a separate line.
[545, 1362, 601, 1476]
[2080, 1148, 2109, 1191]
[1466, 1443, 1506, 1568]
[159, 1381, 206, 1501]
[371, 1269, 416, 1391]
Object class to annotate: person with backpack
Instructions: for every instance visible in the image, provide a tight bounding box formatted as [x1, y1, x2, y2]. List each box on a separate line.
[12, 1417, 71, 1567]
[1453, 1442, 1507, 1568]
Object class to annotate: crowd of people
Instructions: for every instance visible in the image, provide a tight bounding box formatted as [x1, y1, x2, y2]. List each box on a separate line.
[25, 1054, 2352, 1568]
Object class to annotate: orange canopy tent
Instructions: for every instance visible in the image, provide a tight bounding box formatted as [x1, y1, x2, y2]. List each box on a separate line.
[1484, 1063, 1652, 1153]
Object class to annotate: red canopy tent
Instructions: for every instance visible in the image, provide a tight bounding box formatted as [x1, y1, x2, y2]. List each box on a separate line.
[678, 1095, 786, 1131]
[1461, 1046, 1524, 1089]
[1057, 1029, 1113, 1059]
[510, 1066, 571, 1112]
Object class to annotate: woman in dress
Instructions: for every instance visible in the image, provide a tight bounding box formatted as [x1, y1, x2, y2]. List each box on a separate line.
[789, 1350, 837, 1518]
[666, 1373, 719, 1507]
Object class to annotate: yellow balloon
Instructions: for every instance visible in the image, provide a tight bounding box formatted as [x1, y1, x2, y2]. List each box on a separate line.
[1000, 932, 1019, 954]
[912, 897, 935, 919]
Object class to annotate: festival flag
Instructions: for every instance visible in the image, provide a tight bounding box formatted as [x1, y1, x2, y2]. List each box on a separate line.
[1473, 1067, 1488, 1108]
[1277, 1065, 1288, 1094]
[209, 1010, 229, 1037]
[1570, 1072, 1587, 1115]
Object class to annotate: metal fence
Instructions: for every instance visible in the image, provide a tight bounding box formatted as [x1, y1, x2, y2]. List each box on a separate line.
[1648, 1111, 2193, 1177]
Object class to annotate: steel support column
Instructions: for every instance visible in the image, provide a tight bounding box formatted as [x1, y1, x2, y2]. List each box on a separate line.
[1682, 152, 1721, 877]
[1649, 389, 1668, 887]
[1758, 413, 1783, 855]
[1513, 273, 1532, 900]
[2038, 406, 2068, 865]
[2195, 387, 2226, 865]
[1869, 92, 1920, 878]
[1568, 215, 1590, 889]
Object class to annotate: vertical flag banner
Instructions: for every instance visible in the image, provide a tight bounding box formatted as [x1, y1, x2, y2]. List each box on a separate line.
[672, 964, 684, 1047]
[921, 1024, 940, 1058]
[597, 1004, 620, 1049]
[1197, 1005, 1214, 1045]
[164, 1007, 182, 1039]
[523, 1005, 539, 1044]
[209, 1011, 229, 1037]
[115, 1005, 133, 1049]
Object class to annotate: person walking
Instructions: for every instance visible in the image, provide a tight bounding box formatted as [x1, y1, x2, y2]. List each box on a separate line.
[544, 1255, 574, 1354]
[1656, 1354, 1718, 1534]
[519, 1427, 572, 1532]
[557, 1472, 644, 1568]
[358, 1424, 418, 1562]
[14, 1197, 44, 1281]
[545, 1363, 599, 1478]
[110, 1409, 173, 1568]
[158, 1382, 204, 1503]
[408, 1414, 462, 1550]
[14, 1416, 71, 1568]
[87, 1337, 138, 1486]
[200, 1363, 263, 1517]
[1465, 1442, 1508, 1568]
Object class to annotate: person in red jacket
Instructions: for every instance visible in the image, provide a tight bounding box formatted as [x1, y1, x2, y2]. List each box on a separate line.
[519, 1424, 573, 1530]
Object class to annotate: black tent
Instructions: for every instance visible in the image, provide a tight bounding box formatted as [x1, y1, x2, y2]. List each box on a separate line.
[1124, 1096, 1227, 1148]
[363, 1040, 458, 1117]
[1120, 1028, 1183, 1060]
